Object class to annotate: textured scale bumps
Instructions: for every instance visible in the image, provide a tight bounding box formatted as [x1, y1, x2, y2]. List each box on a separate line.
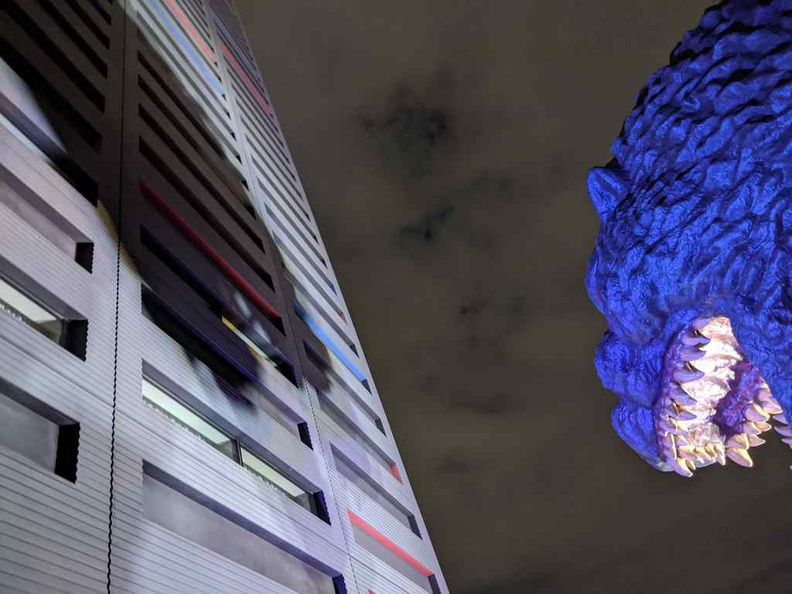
[585, 0, 792, 469]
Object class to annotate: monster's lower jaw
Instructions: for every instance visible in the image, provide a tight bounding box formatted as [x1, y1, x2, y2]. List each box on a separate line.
[655, 316, 791, 477]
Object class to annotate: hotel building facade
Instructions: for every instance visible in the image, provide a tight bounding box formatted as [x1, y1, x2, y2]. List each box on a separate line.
[0, 0, 447, 592]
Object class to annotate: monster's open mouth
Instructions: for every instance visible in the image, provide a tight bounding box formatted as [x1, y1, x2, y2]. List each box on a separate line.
[655, 316, 791, 477]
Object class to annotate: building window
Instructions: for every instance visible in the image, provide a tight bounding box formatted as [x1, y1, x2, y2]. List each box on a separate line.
[0, 276, 64, 342]
[141, 288, 310, 445]
[0, 378, 80, 482]
[143, 378, 237, 461]
[142, 464, 341, 592]
[142, 377, 328, 522]
[240, 446, 315, 511]
[1, 171, 95, 272]
[0, 275, 87, 359]
[140, 227, 296, 386]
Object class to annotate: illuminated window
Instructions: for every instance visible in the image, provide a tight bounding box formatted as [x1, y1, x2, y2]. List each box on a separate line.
[142, 377, 327, 521]
[0, 274, 87, 359]
[240, 447, 313, 510]
[0, 276, 64, 343]
[143, 378, 236, 460]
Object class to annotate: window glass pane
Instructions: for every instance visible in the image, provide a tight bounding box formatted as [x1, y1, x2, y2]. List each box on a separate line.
[240, 447, 308, 503]
[142, 378, 236, 460]
[0, 277, 63, 342]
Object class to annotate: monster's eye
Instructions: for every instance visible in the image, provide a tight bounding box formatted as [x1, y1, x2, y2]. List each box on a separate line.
[655, 316, 790, 477]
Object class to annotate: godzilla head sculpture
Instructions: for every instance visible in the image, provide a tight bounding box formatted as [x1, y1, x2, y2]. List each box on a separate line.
[586, 0, 792, 477]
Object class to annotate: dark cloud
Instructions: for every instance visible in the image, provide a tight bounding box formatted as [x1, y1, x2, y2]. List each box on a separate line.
[396, 204, 456, 251]
[394, 171, 516, 257]
[358, 71, 455, 178]
[459, 299, 487, 318]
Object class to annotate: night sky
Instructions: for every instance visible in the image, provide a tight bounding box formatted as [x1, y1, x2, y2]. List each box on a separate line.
[235, 2, 792, 592]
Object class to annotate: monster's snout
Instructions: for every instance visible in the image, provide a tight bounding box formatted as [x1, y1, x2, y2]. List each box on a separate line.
[587, 162, 627, 225]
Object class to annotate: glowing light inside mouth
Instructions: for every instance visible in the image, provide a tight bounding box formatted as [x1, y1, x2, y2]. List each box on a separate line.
[655, 316, 790, 477]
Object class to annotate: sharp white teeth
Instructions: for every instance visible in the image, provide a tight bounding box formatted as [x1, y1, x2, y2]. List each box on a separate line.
[775, 425, 792, 438]
[713, 443, 726, 466]
[760, 399, 783, 415]
[744, 403, 770, 422]
[678, 447, 698, 461]
[692, 317, 713, 330]
[679, 346, 705, 361]
[727, 434, 750, 448]
[782, 437, 792, 447]
[755, 421, 773, 433]
[773, 413, 789, 424]
[661, 434, 675, 451]
[741, 422, 761, 435]
[677, 409, 697, 421]
[694, 446, 714, 463]
[668, 456, 694, 477]
[669, 385, 697, 406]
[681, 332, 710, 346]
[747, 435, 765, 447]
[673, 368, 705, 383]
[726, 447, 754, 468]
[658, 419, 677, 434]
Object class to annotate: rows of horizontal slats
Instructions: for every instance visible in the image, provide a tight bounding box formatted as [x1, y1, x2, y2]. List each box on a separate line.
[1, 0, 447, 591]
[208, 0, 448, 591]
[0, 0, 124, 589]
[0, 126, 117, 592]
[108, 283, 347, 591]
[106, 0, 356, 591]
[1, 0, 124, 208]
[313, 414, 439, 594]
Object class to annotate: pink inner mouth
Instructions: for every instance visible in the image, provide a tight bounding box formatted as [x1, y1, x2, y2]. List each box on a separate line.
[654, 316, 791, 477]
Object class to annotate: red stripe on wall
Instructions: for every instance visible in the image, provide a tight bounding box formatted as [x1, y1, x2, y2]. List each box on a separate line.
[220, 43, 274, 118]
[389, 462, 403, 483]
[164, 0, 216, 62]
[347, 510, 433, 578]
[140, 180, 281, 322]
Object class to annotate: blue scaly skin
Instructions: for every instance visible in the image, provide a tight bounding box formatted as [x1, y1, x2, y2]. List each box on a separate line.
[586, 0, 792, 476]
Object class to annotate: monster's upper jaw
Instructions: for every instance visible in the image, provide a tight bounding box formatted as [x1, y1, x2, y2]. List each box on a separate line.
[652, 316, 791, 477]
